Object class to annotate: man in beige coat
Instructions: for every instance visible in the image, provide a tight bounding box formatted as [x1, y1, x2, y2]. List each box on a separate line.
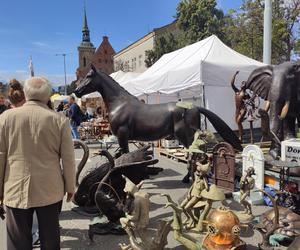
[0, 77, 76, 250]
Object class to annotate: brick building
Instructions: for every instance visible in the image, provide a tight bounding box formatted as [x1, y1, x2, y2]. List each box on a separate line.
[77, 8, 115, 78]
[92, 36, 115, 74]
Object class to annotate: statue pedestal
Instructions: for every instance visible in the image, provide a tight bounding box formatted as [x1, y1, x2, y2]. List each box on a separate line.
[241, 145, 265, 204]
[236, 211, 254, 223]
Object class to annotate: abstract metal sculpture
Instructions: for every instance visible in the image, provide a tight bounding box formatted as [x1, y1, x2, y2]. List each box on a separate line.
[74, 66, 242, 154]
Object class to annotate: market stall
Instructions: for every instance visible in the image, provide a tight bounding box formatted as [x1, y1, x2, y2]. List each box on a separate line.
[122, 35, 265, 130]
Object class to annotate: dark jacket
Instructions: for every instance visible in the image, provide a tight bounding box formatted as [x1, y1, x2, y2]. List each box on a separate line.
[0, 105, 7, 115]
[69, 103, 82, 126]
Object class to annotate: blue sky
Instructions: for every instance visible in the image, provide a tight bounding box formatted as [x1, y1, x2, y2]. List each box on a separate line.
[0, 0, 242, 85]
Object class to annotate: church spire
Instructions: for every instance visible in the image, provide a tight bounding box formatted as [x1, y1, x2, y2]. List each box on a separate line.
[80, 4, 94, 47]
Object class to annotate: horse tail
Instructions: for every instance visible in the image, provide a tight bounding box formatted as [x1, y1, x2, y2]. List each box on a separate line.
[197, 107, 243, 151]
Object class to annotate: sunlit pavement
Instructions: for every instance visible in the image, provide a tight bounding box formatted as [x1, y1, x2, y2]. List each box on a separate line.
[52, 144, 279, 249]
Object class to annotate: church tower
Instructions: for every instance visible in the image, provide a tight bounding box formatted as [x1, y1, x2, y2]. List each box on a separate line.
[77, 6, 95, 78]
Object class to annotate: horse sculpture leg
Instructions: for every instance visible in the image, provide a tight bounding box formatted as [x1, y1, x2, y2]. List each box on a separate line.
[117, 126, 129, 154]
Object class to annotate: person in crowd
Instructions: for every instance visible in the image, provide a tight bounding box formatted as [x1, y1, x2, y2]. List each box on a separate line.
[0, 93, 8, 114]
[56, 101, 64, 112]
[0, 76, 75, 250]
[47, 100, 53, 110]
[68, 95, 82, 139]
[7, 79, 26, 108]
[7, 78, 40, 247]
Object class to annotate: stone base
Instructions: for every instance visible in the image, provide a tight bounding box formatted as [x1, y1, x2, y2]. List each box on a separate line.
[236, 211, 254, 223]
[232, 191, 264, 205]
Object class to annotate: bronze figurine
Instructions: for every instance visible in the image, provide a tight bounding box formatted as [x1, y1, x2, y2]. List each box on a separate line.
[239, 167, 255, 217]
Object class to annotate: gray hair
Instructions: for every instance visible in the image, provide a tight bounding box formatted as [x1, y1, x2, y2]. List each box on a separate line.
[24, 77, 52, 103]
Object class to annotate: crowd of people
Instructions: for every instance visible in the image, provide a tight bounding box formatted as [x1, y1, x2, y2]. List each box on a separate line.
[0, 77, 78, 250]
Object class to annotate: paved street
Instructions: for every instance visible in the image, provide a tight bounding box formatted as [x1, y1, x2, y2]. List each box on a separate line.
[0, 143, 281, 250]
[58, 144, 273, 250]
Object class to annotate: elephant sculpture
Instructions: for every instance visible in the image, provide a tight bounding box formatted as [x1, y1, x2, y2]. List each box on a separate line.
[244, 61, 300, 164]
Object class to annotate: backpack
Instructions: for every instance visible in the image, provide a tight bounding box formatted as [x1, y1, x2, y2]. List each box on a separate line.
[72, 104, 87, 126]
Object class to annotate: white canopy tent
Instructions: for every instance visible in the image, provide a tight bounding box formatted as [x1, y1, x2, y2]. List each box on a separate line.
[122, 35, 265, 129]
[81, 71, 141, 101]
[110, 70, 126, 82]
[110, 70, 141, 85]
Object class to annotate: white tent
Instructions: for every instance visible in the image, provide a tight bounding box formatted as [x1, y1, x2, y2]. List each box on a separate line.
[110, 70, 126, 82]
[122, 35, 265, 129]
[81, 71, 141, 101]
[82, 92, 101, 100]
[110, 71, 141, 85]
[51, 95, 69, 109]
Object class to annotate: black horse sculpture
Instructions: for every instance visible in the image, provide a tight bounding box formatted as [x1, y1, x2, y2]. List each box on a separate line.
[74, 65, 242, 153]
[73, 145, 161, 214]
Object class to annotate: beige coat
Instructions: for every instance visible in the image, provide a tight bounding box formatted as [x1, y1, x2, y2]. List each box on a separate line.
[0, 101, 75, 209]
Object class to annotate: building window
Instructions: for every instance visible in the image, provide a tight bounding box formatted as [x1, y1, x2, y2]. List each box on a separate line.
[124, 61, 129, 72]
[105, 59, 108, 64]
[139, 55, 143, 67]
[98, 59, 102, 63]
[104, 50, 107, 54]
[83, 57, 87, 67]
[132, 57, 137, 71]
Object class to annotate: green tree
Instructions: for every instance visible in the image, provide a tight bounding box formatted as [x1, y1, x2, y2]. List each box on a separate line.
[224, 0, 300, 64]
[145, 0, 225, 67]
[176, 0, 225, 44]
[145, 33, 180, 67]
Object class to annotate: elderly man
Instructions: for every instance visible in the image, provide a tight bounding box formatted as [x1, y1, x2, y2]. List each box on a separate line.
[0, 77, 76, 250]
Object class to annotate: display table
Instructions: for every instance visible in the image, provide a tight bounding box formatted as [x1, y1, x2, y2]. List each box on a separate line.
[79, 120, 111, 141]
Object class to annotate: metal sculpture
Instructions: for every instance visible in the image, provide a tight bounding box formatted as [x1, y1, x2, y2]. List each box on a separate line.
[255, 190, 300, 249]
[162, 196, 244, 250]
[239, 167, 255, 217]
[74, 65, 242, 154]
[202, 207, 246, 250]
[212, 142, 236, 191]
[87, 146, 162, 239]
[244, 61, 300, 159]
[119, 177, 172, 250]
[73, 145, 161, 212]
[231, 71, 260, 143]
[183, 130, 217, 183]
[181, 160, 210, 228]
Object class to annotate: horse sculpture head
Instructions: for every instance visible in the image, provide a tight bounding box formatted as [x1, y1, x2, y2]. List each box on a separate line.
[74, 65, 100, 98]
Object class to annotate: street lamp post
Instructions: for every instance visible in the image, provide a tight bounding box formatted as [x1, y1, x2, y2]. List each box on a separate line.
[263, 0, 272, 64]
[55, 53, 67, 95]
